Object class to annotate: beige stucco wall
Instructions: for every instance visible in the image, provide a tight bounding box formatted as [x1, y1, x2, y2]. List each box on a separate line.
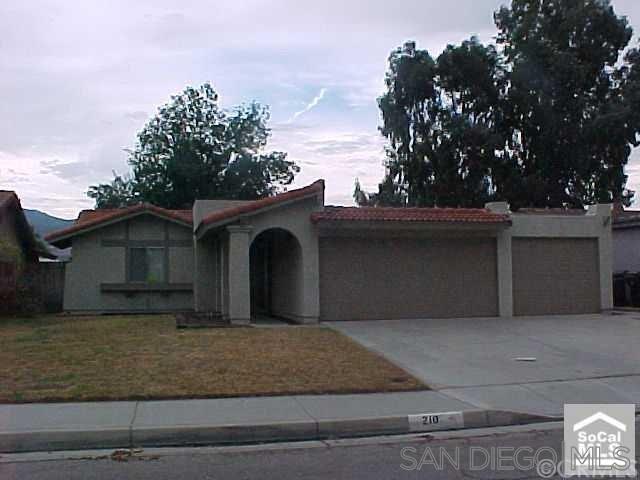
[193, 200, 251, 226]
[63, 214, 194, 312]
[195, 196, 322, 323]
[245, 198, 320, 323]
[190, 197, 613, 322]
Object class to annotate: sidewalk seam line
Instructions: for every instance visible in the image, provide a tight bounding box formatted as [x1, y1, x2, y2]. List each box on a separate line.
[129, 401, 140, 448]
[437, 372, 640, 390]
[292, 397, 320, 438]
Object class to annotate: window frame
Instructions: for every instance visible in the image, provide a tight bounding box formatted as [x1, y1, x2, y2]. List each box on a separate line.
[128, 246, 167, 284]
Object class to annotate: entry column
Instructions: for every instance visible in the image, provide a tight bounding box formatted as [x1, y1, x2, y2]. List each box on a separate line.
[227, 225, 252, 325]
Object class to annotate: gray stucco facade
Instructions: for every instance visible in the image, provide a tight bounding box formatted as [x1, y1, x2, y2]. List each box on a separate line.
[612, 209, 640, 274]
[48, 181, 613, 321]
[614, 228, 640, 273]
[62, 214, 194, 313]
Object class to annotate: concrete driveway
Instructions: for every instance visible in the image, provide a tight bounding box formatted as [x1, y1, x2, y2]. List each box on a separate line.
[329, 313, 640, 416]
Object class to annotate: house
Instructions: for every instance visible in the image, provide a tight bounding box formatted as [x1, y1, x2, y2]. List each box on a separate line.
[611, 205, 640, 306]
[46, 180, 613, 322]
[612, 204, 640, 274]
[0, 191, 55, 312]
[0, 191, 51, 263]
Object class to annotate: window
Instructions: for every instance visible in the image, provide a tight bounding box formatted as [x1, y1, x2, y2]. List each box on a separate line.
[129, 247, 165, 283]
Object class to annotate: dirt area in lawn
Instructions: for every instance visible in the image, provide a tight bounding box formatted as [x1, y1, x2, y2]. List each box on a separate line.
[0, 315, 426, 403]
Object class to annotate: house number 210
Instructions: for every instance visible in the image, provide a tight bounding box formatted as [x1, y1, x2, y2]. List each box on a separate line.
[422, 415, 439, 425]
[408, 411, 464, 432]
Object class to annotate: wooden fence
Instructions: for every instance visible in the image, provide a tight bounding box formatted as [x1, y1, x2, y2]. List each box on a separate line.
[0, 261, 65, 314]
[33, 262, 65, 312]
[0, 262, 17, 313]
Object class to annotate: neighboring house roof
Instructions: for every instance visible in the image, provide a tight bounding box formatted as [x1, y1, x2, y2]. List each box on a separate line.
[0, 190, 54, 260]
[613, 208, 640, 228]
[311, 206, 511, 224]
[195, 180, 325, 233]
[0, 191, 16, 209]
[46, 203, 194, 247]
[516, 208, 586, 216]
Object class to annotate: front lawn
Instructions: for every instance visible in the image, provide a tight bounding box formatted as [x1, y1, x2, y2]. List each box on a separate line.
[0, 315, 425, 403]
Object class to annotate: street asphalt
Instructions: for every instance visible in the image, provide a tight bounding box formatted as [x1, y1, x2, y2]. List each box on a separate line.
[6, 419, 640, 479]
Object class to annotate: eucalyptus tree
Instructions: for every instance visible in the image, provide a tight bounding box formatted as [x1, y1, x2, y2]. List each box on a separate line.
[360, 0, 640, 209]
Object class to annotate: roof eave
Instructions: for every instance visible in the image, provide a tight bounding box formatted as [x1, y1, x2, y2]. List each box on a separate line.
[613, 220, 640, 229]
[46, 209, 193, 247]
[313, 218, 512, 230]
[195, 191, 321, 239]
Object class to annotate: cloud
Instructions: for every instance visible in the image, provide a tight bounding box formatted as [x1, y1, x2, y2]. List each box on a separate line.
[39, 159, 89, 180]
[1, 0, 639, 215]
[269, 125, 386, 205]
[303, 134, 384, 156]
[287, 88, 327, 123]
[0, 168, 31, 186]
[0, 151, 93, 217]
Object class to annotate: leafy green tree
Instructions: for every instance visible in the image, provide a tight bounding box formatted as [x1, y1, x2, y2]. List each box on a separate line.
[431, 39, 505, 207]
[376, 41, 439, 207]
[88, 173, 138, 208]
[89, 84, 299, 209]
[495, 0, 637, 208]
[361, 0, 640, 209]
[367, 39, 504, 208]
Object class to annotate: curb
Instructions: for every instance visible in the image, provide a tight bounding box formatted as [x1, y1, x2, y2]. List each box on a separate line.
[0, 409, 557, 453]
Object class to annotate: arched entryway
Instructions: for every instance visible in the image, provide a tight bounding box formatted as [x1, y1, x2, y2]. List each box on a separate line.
[249, 228, 303, 320]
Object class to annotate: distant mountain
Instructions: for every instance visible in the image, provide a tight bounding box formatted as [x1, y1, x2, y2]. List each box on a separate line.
[24, 210, 74, 261]
[24, 209, 73, 237]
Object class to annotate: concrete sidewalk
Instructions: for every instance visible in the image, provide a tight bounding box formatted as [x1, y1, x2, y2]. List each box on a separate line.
[0, 391, 552, 453]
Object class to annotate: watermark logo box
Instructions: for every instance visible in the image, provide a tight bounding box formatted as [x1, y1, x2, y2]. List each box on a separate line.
[564, 404, 635, 477]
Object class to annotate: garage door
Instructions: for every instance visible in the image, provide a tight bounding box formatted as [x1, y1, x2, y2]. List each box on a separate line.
[512, 238, 600, 316]
[319, 237, 498, 321]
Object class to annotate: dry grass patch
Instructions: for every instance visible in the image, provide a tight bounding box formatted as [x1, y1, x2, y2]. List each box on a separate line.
[0, 315, 426, 403]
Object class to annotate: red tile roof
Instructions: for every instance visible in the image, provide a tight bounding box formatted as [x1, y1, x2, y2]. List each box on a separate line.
[311, 206, 510, 224]
[46, 203, 193, 243]
[198, 180, 325, 229]
[75, 208, 192, 225]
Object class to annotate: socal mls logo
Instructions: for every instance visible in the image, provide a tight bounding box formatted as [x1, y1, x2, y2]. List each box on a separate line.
[564, 404, 636, 477]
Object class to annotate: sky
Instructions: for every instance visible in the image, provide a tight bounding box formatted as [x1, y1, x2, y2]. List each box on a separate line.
[1, 0, 640, 219]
